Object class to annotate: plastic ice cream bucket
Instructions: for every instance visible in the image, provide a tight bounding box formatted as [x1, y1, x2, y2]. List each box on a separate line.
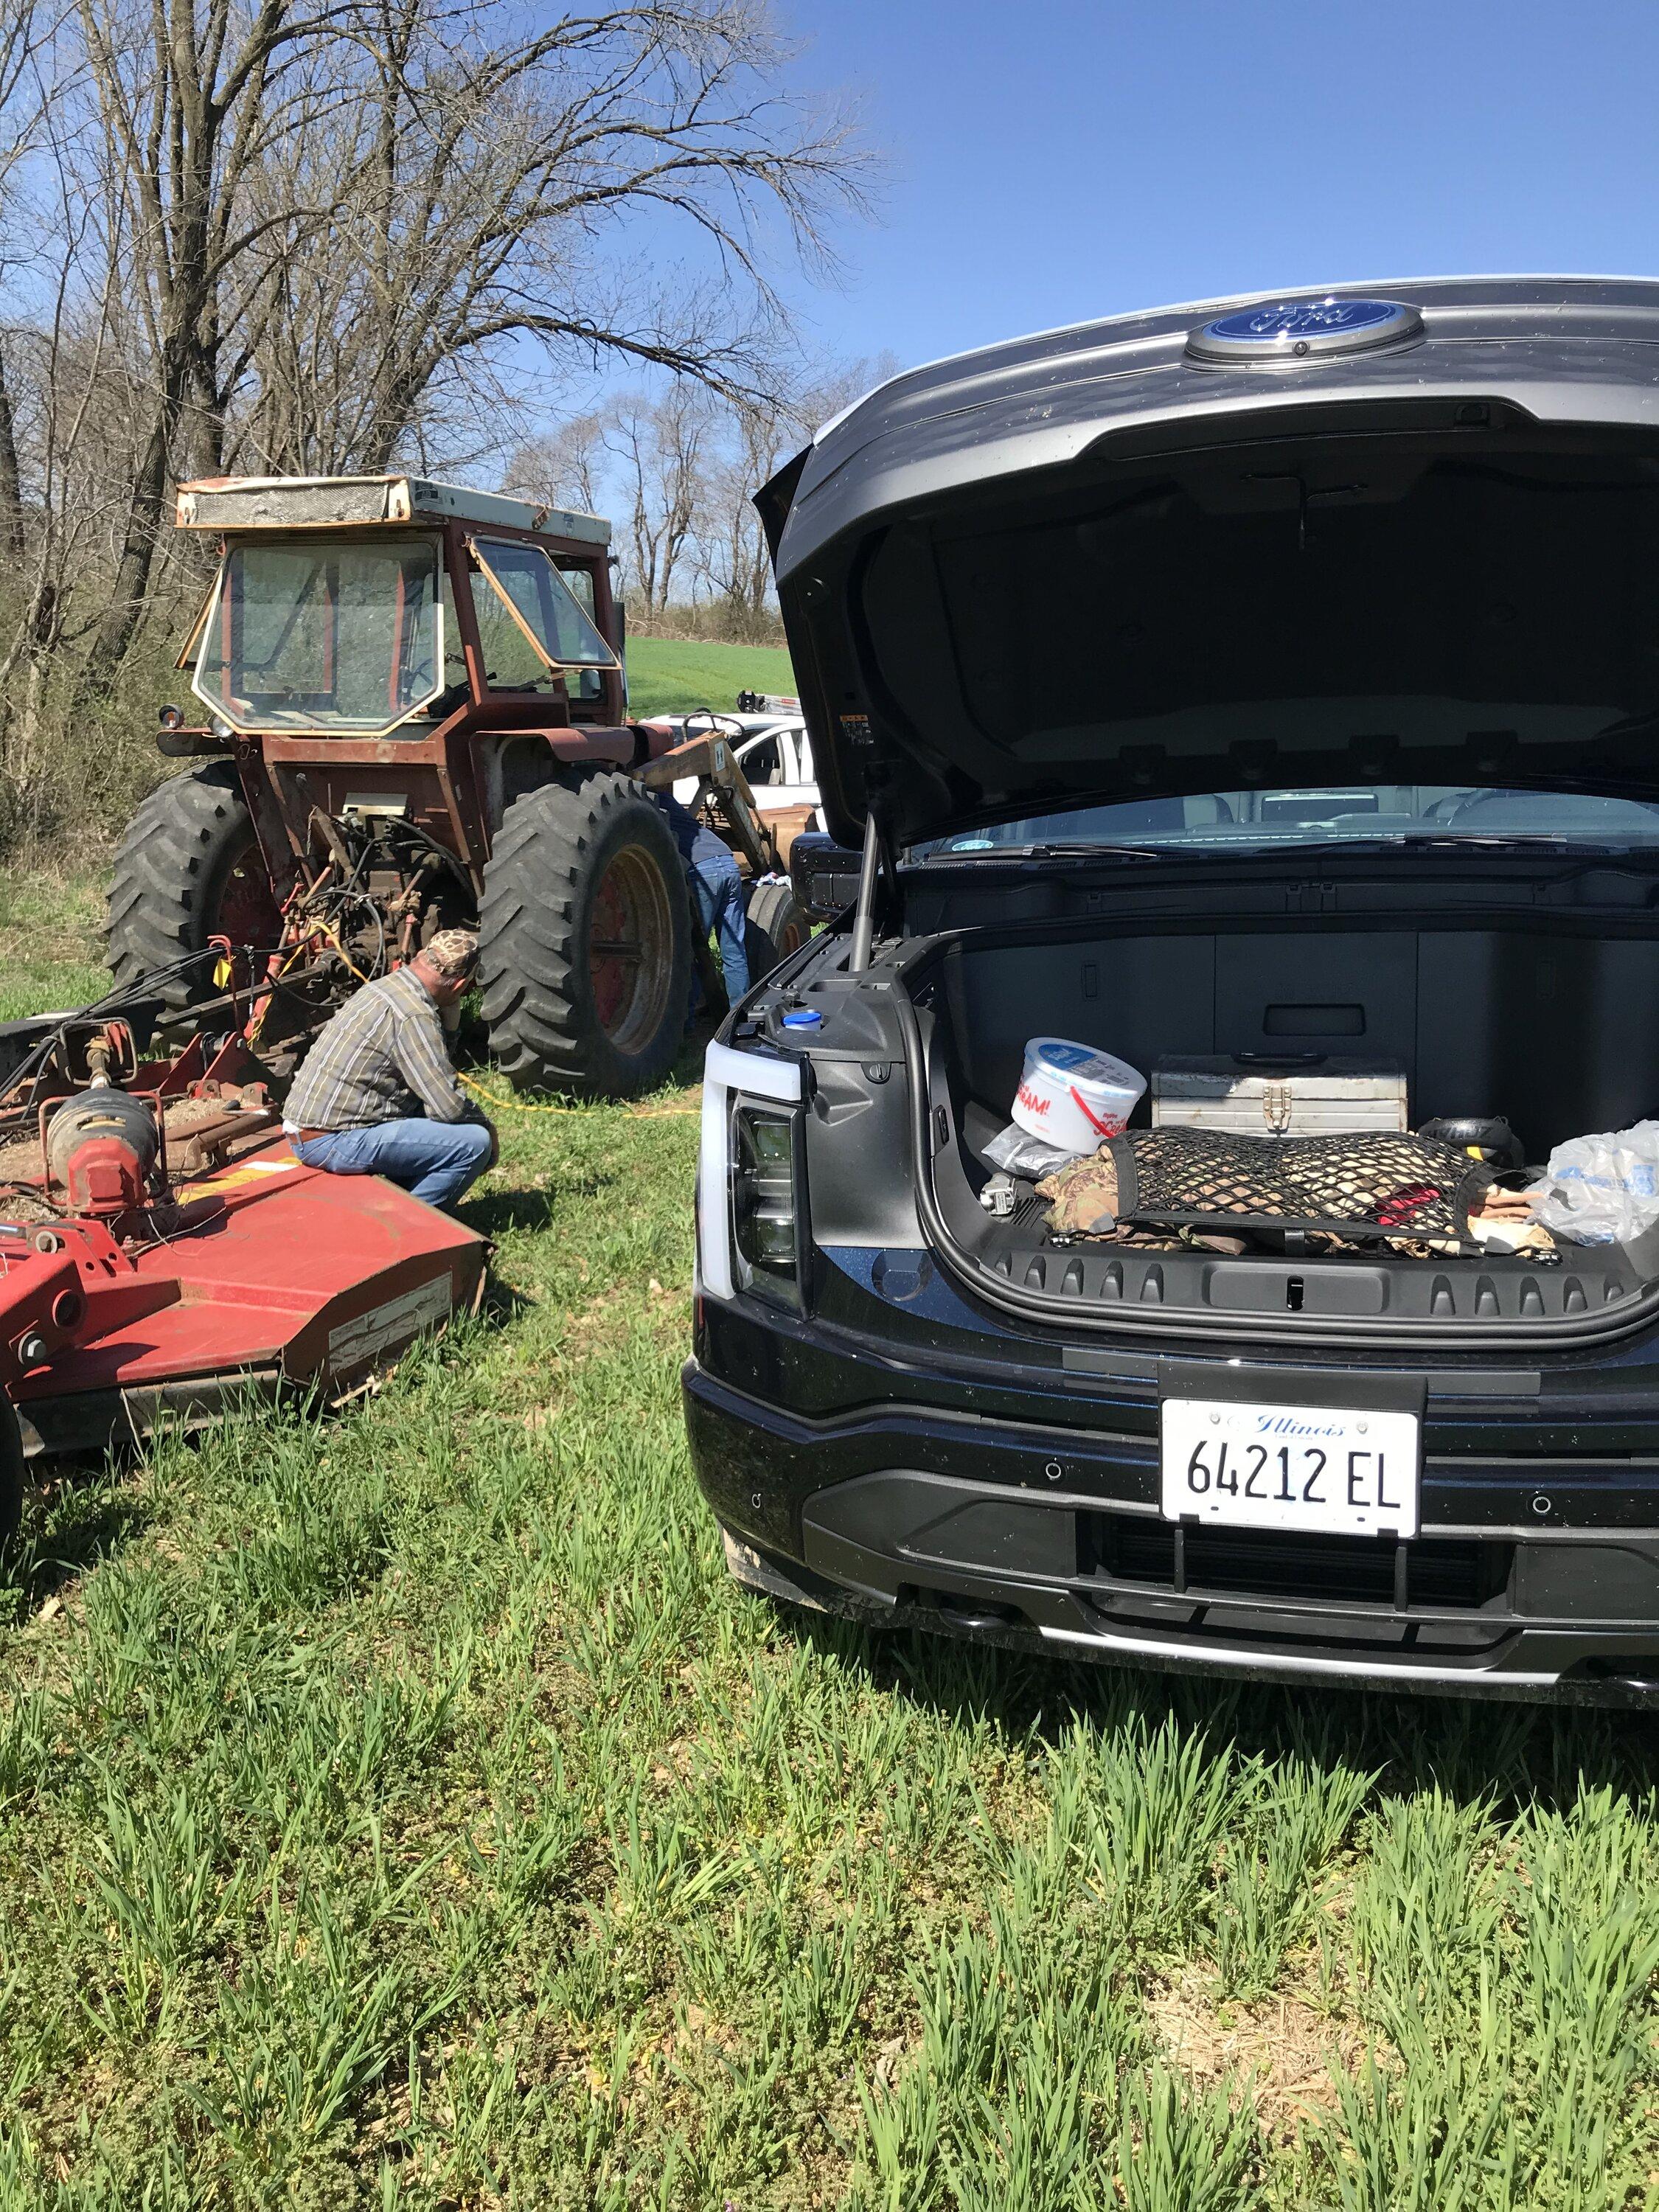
[1011, 1037, 1146, 1154]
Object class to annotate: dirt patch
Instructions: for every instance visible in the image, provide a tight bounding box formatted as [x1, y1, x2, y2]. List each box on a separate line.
[0, 1130, 41, 1180]
[1146, 1965, 1381, 2138]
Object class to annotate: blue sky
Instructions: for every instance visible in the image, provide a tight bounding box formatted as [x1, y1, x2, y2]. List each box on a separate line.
[771, 0, 1659, 375]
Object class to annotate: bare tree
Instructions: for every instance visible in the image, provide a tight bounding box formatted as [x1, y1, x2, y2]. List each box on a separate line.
[68, 0, 869, 689]
[0, 0, 44, 557]
[504, 351, 895, 639]
[68, 0, 362, 695]
[698, 394, 795, 625]
[504, 411, 608, 518]
[599, 383, 713, 614]
[231, 0, 869, 476]
[0, 101, 164, 818]
[697, 352, 893, 630]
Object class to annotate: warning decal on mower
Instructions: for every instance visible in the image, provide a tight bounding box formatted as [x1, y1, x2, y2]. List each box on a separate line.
[327, 1274, 453, 1371]
[175, 1157, 301, 1205]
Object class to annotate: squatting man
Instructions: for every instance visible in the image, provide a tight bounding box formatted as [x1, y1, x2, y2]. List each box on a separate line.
[282, 929, 496, 1210]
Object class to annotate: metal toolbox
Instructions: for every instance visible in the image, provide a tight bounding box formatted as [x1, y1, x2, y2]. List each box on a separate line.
[1151, 1056, 1408, 1137]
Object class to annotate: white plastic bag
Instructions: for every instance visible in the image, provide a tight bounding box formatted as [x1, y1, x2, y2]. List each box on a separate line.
[1531, 1121, 1659, 1245]
[982, 1121, 1084, 1180]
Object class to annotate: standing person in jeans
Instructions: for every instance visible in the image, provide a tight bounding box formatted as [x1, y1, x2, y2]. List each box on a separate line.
[655, 791, 750, 1014]
[282, 929, 496, 1211]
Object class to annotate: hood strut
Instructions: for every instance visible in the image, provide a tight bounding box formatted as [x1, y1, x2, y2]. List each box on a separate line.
[848, 808, 895, 971]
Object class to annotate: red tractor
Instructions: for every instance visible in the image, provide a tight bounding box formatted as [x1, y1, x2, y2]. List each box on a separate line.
[106, 475, 809, 1095]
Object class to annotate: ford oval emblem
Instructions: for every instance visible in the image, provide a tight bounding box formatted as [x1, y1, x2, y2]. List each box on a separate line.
[1186, 296, 1422, 366]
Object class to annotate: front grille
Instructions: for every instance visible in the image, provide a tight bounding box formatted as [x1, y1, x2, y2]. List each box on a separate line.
[1082, 1514, 1511, 1612]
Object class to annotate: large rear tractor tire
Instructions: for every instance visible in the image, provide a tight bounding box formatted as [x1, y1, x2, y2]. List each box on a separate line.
[743, 880, 811, 982]
[479, 771, 692, 1098]
[106, 762, 282, 1019]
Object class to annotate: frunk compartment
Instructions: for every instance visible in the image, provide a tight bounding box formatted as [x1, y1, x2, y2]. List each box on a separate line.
[917, 909, 1659, 1328]
[933, 919, 1659, 1161]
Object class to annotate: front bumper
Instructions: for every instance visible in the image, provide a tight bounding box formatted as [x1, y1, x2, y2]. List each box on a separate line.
[684, 1357, 1659, 1707]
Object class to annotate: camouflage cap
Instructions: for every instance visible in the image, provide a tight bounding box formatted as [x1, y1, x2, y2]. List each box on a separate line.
[425, 928, 480, 979]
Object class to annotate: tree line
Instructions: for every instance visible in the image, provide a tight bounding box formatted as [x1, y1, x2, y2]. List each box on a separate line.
[0, 0, 869, 840]
[506, 358, 891, 646]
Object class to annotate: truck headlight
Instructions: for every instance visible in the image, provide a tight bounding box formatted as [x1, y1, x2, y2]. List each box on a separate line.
[698, 1040, 806, 1306]
[732, 1104, 804, 1303]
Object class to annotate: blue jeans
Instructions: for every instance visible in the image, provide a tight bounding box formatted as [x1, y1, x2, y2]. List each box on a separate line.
[293, 1118, 493, 1209]
[689, 848, 750, 1012]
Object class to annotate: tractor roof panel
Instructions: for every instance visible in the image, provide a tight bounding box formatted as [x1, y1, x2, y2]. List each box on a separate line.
[175, 473, 611, 546]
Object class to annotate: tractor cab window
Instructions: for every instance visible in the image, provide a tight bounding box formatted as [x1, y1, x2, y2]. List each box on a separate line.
[469, 538, 618, 701]
[192, 536, 445, 734]
[422, 569, 471, 719]
[556, 561, 605, 705]
[469, 564, 555, 694]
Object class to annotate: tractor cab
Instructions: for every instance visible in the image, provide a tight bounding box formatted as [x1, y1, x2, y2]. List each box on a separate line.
[176, 474, 625, 737]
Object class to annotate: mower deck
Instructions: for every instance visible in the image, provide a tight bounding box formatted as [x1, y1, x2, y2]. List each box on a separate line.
[2, 1133, 486, 1455]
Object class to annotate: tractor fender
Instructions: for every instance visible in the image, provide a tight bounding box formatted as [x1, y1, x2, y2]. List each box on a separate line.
[476, 728, 636, 835]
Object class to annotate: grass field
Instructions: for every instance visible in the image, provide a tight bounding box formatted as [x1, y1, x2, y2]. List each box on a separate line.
[0, 875, 108, 1023]
[3, 882, 1659, 2208]
[625, 636, 796, 720]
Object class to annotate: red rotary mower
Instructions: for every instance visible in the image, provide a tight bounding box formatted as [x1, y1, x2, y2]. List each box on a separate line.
[0, 955, 487, 1543]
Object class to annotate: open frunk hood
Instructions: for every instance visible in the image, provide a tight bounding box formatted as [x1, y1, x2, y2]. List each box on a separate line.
[757, 278, 1659, 850]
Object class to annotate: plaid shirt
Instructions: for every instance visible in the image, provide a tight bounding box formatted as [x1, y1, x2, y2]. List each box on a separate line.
[284, 966, 469, 1132]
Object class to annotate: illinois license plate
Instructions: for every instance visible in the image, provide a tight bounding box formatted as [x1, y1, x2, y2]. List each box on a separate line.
[1160, 1397, 1420, 1540]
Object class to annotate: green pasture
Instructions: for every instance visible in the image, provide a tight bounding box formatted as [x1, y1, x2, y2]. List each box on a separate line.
[625, 636, 796, 721]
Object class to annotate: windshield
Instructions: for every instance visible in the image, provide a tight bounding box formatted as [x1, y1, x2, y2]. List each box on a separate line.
[193, 537, 443, 734]
[919, 785, 1659, 857]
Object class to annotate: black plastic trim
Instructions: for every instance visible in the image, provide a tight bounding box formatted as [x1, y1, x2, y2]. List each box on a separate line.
[685, 1359, 1659, 1545]
[686, 1373, 1659, 1706]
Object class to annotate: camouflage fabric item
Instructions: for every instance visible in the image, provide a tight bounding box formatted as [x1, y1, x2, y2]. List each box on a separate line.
[425, 928, 479, 978]
[1037, 1151, 1120, 1236]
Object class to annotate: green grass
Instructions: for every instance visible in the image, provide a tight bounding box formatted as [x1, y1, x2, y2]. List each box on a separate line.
[0, 873, 108, 1020]
[625, 635, 796, 720]
[4, 885, 1659, 2207]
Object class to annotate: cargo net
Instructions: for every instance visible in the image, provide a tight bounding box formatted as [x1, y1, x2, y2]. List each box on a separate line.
[1105, 1127, 1492, 1245]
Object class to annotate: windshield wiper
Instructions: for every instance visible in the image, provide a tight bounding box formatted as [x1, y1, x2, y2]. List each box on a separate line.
[930, 841, 1172, 863]
[1297, 833, 1624, 856]
[926, 832, 1649, 866]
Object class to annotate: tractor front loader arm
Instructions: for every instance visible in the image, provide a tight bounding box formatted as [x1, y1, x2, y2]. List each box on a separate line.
[633, 734, 779, 877]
